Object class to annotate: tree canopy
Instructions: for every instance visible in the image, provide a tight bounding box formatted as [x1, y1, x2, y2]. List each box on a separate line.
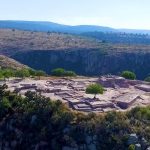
[51, 68, 76, 77]
[121, 71, 136, 80]
[86, 83, 104, 98]
[145, 76, 150, 82]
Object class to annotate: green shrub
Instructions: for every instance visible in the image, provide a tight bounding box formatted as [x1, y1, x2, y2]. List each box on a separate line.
[128, 144, 135, 150]
[15, 69, 30, 78]
[0, 97, 11, 118]
[28, 68, 37, 76]
[145, 76, 150, 82]
[35, 70, 46, 79]
[121, 71, 136, 80]
[51, 68, 76, 77]
[0, 68, 47, 79]
[51, 68, 65, 76]
[128, 106, 150, 120]
[0, 97, 11, 109]
[63, 71, 76, 77]
[2, 69, 15, 79]
[0, 72, 4, 79]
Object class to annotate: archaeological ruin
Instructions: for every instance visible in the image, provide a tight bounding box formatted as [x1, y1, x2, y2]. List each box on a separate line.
[1, 75, 150, 112]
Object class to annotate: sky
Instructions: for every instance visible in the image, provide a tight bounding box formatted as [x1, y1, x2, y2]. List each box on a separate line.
[0, 0, 150, 29]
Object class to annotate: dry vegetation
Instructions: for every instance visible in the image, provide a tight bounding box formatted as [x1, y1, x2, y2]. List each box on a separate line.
[111, 43, 150, 53]
[0, 29, 150, 58]
[0, 55, 27, 69]
[0, 29, 100, 52]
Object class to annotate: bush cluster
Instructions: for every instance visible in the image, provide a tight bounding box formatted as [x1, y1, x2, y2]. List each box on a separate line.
[0, 68, 46, 79]
[51, 68, 76, 77]
[121, 71, 136, 80]
[145, 76, 150, 82]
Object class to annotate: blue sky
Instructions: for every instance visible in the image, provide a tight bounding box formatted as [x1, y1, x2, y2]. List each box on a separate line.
[0, 0, 150, 29]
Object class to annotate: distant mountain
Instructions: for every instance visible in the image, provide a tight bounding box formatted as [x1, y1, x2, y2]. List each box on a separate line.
[119, 29, 150, 34]
[0, 20, 117, 34]
[0, 20, 150, 34]
[0, 20, 67, 32]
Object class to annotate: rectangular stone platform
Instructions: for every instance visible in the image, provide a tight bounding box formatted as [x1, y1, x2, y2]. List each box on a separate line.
[135, 84, 150, 92]
[116, 93, 139, 109]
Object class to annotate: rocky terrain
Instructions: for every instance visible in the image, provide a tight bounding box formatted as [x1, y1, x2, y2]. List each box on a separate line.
[0, 55, 28, 70]
[3, 76, 150, 112]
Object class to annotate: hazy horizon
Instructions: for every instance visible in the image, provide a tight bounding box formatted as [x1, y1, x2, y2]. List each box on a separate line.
[1, 19, 150, 31]
[0, 0, 150, 30]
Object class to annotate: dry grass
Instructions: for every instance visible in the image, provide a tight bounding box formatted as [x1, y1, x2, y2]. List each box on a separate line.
[0, 29, 150, 56]
[0, 29, 100, 52]
[0, 55, 28, 70]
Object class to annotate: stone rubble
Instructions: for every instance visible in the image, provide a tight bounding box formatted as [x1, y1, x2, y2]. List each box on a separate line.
[2, 75, 150, 112]
[127, 133, 150, 150]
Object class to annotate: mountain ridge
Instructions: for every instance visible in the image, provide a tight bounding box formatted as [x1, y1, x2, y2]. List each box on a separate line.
[0, 20, 150, 34]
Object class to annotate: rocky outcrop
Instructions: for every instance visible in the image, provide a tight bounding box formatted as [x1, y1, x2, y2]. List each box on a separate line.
[128, 134, 138, 145]
[127, 134, 150, 150]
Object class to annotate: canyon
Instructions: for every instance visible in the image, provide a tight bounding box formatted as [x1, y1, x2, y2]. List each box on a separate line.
[0, 29, 150, 79]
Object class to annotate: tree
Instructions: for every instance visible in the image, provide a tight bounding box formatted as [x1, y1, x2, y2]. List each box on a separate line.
[0, 84, 8, 98]
[86, 83, 104, 99]
[35, 70, 46, 80]
[51, 68, 77, 77]
[15, 69, 30, 78]
[0, 72, 4, 80]
[51, 68, 65, 76]
[63, 71, 76, 77]
[28, 68, 37, 76]
[128, 144, 135, 150]
[2, 69, 14, 80]
[145, 76, 150, 82]
[121, 71, 136, 80]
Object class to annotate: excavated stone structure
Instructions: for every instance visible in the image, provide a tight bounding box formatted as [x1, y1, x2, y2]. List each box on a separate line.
[2, 76, 150, 112]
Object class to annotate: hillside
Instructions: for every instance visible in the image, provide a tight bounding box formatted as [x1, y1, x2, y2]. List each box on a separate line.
[0, 55, 28, 70]
[1, 29, 150, 54]
[81, 32, 150, 45]
[0, 29, 150, 79]
[0, 29, 100, 55]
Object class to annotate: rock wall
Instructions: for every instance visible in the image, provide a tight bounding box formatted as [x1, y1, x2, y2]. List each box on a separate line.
[11, 49, 150, 79]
